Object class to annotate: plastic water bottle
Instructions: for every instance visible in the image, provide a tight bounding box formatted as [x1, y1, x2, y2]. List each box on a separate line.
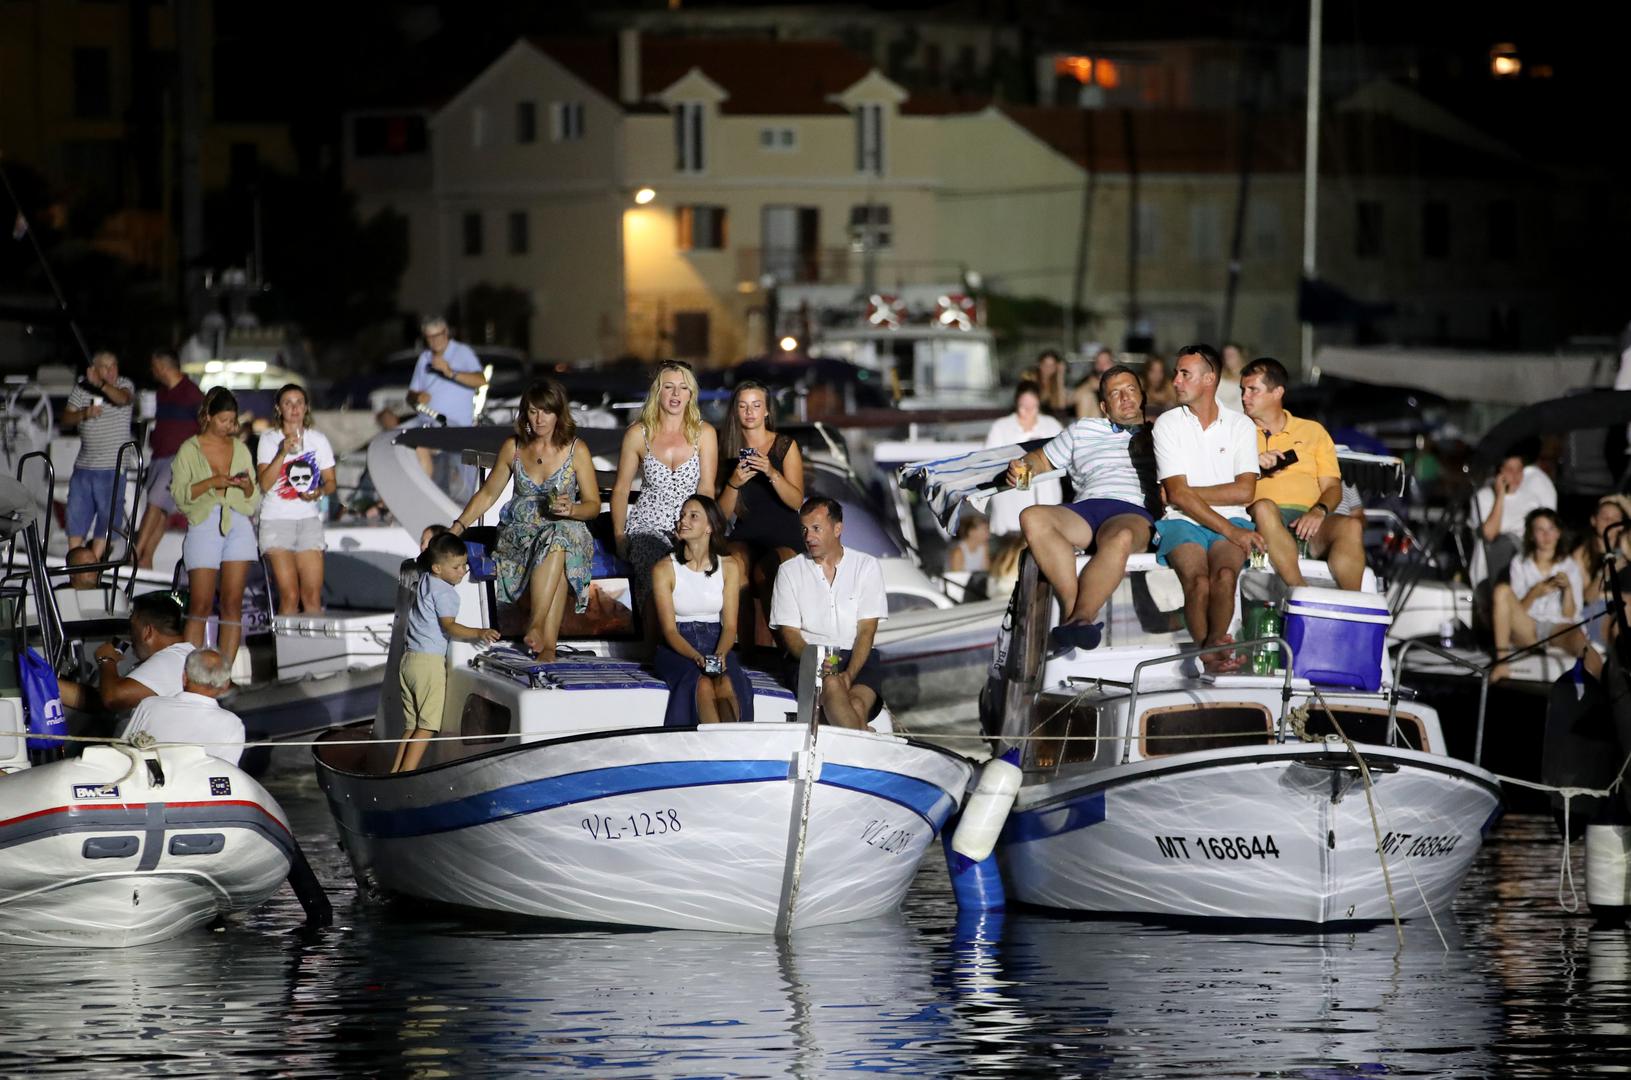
[950, 749, 1022, 863]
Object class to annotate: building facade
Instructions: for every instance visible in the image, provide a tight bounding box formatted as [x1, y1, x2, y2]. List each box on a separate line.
[351, 32, 1556, 369]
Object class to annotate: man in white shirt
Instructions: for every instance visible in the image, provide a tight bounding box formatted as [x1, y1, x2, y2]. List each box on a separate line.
[1470, 446, 1556, 586]
[1152, 343, 1264, 670]
[121, 649, 246, 765]
[58, 591, 197, 715]
[769, 496, 890, 730]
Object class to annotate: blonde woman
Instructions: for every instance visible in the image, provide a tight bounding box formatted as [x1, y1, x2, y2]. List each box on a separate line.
[612, 361, 718, 614]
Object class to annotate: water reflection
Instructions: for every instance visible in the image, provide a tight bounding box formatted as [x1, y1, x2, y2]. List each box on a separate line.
[2, 793, 1628, 1077]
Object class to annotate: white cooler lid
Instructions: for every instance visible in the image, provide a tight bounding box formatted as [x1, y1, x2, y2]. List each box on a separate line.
[1286, 585, 1392, 624]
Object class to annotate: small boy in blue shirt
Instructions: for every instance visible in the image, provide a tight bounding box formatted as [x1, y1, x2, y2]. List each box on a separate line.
[390, 531, 500, 773]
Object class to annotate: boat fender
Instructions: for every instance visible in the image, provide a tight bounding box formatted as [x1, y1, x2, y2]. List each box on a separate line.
[1585, 823, 1631, 928]
[943, 828, 1005, 912]
[951, 749, 1022, 863]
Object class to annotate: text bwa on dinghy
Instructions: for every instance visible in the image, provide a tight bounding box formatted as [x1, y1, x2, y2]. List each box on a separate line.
[313, 424, 973, 934]
[903, 445, 1503, 926]
[0, 481, 330, 947]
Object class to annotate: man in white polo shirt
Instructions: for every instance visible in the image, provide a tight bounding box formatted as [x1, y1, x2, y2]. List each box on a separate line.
[1152, 343, 1264, 671]
[769, 496, 890, 730]
[121, 649, 246, 765]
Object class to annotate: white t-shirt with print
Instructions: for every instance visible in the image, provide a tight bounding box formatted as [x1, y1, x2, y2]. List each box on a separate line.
[257, 429, 336, 521]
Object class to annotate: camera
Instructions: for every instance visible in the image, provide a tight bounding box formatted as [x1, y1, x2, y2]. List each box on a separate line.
[702, 655, 724, 675]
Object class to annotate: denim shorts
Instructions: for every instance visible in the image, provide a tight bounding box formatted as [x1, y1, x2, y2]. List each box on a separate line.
[183, 507, 260, 571]
[259, 514, 326, 553]
[67, 467, 125, 539]
[1155, 516, 1254, 565]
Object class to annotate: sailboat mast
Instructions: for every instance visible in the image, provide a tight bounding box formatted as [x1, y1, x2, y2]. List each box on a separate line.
[1300, 0, 1323, 376]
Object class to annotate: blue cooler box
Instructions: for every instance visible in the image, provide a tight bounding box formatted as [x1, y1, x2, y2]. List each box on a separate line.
[1283, 586, 1391, 691]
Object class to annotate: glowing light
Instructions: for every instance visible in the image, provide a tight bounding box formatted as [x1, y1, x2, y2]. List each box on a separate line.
[633, 187, 656, 205]
[1490, 44, 1521, 78]
[1054, 55, 1119, 89]
[779, 336, 798, 352]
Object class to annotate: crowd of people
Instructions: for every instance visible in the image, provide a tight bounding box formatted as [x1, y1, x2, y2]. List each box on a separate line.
[50, 319, 1629, 760]
[426, 359, 896, 732]
[1470, 447, 1631, 681]
[984, 343, 1367, 670]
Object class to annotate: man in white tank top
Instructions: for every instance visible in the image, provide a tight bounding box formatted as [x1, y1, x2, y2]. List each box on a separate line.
[769, 496, 890, 729]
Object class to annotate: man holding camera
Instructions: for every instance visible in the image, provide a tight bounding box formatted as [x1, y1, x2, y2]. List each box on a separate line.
[62, 350, 135, 559]
[1239, 356, 1365, 591]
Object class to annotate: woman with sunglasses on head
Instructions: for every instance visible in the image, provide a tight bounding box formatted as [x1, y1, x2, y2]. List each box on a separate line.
[612, 361, 718, 619]
[170, 387, 260, 667]
[718, 381, 804, 630]
[256, 383, 337, 615]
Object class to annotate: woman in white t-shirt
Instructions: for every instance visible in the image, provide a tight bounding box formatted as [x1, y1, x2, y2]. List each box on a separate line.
[1491, 507, 1588, 682]
[983, 381, 1063, 535]
[255, 384, 337, 614]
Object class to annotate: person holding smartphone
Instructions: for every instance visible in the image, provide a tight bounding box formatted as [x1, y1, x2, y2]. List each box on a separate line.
[1239, 356, 1365, 592]
[170, 387, 261, 667]
[650, 496, 752, 725]
[718, 381, 804, 634]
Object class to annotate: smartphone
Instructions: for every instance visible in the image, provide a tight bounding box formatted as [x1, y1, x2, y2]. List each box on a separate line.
[738, 447, 757, 461]
[703, 655, 725, 675]
[1279, 449, 1299, 467]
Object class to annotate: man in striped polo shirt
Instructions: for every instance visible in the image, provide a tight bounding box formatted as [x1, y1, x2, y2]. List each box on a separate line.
[63, 350, 136, 559]
[1009, 365, 1159, 651]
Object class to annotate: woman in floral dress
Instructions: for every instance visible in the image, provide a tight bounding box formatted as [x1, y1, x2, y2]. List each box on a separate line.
[449, 380, 599, 659]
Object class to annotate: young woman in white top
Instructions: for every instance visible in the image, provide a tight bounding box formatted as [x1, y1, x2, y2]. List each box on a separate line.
[983, 381, 1063, 535]
[650, 495, 753, 725]
[1491, 507, 1589, 682]
[256, 384, 337, 614]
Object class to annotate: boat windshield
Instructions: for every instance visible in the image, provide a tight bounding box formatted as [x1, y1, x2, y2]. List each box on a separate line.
[1103, 566, 1190, 650]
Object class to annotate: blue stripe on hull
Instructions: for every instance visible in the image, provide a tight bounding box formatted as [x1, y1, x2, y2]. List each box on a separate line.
[347, 758, 958, 839]
[1003, 792, 1106, 844]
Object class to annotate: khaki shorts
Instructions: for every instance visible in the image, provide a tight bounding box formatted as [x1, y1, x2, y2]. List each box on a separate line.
[400, 651, 447, 733]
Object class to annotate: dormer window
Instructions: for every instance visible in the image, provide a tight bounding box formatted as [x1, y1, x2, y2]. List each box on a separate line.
[855, 104, 883, 175]
[674, 102, 705, 173]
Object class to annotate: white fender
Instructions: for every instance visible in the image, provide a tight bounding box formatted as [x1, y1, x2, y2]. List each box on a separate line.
[951, 749, 1022, 863]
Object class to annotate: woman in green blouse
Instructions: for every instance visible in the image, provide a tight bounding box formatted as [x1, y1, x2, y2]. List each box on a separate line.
[170, 387, 261, 667]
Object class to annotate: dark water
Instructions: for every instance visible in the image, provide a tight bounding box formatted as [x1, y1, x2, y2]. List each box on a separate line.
[4, 772, 1628, 1079]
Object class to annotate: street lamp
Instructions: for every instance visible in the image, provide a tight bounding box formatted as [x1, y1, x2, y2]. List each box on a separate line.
[633, 187, 656, 205]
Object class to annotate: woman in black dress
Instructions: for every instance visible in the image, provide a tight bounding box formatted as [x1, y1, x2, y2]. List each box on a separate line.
[718, 381, 805, 633]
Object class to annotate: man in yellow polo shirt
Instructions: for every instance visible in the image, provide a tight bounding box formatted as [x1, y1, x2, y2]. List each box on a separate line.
[1239, 357, 1365, 590]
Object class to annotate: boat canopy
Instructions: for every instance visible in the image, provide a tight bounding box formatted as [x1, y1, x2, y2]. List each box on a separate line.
[1472, 389, 1631, 471]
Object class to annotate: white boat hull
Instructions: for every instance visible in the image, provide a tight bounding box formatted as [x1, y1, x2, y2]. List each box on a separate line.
[0, 745, 296, 947]
[1002, 746, 1501, 924]
[317, 723, 973, 933]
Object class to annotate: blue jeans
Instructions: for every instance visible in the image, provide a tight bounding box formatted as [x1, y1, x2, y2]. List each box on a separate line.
[66, 467, 125, 539]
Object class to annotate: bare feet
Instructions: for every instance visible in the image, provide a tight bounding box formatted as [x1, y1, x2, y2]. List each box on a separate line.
[1201, 634, 1246, 673]
[523, 626, 555, 660]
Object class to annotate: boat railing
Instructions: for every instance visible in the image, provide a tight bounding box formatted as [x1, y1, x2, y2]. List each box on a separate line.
[1388, 639, 1490, 767]
[8, 442, 144, 611]
[1120, 636, 1296, 765]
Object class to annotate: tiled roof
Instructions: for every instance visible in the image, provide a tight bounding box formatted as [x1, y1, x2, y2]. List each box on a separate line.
[531, 36, 877, 115]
